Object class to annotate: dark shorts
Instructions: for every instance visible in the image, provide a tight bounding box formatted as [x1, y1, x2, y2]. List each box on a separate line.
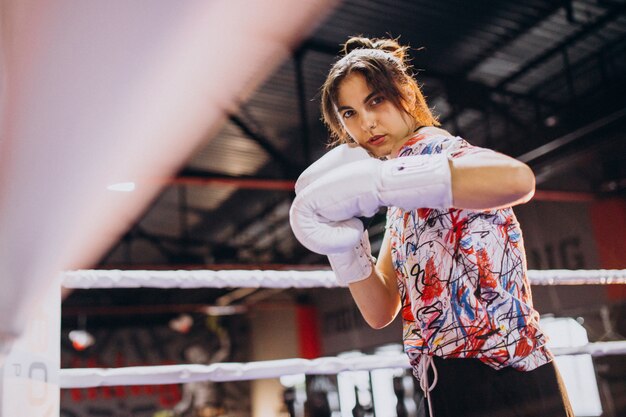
[417, 356, 574, 417]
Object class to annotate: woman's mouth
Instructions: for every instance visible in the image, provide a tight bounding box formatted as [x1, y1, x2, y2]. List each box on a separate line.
[368, 134, 385, 145]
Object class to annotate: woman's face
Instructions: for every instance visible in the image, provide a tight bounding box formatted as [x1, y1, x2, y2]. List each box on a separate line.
[336, 72, 416, 158]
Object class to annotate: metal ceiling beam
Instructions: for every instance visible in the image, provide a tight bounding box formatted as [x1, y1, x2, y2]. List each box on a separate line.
[495, 3, 626, 90]
[294, 50, 312, 164]
[517, 107, 626, 164]
[301, 38, 553, 108]
[563, 0, 575, 23]
[444, 30, 626, 159]
[229, 114, 299, 174]
[231, 204, 291, 247]
[457, 1, 566, 77]
[531, 133, 625, 188]
[440, 93, 528, 133]
[528, 31, 626, 98]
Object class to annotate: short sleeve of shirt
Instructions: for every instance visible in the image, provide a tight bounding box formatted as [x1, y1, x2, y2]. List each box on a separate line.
[430, 134, 494, 160]
[396, 131, 496, 161]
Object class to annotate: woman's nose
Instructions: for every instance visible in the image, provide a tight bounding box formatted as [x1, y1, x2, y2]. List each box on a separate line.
[361, 112, 377, 131]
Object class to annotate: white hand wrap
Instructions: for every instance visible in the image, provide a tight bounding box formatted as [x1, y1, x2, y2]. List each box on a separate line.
[327, 230, 374, 286]
[290, 144, 374, 284]
[293, 153, 453, 225]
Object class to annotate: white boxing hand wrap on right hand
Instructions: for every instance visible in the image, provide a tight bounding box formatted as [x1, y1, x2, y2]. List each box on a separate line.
[291, 143, 375, 285]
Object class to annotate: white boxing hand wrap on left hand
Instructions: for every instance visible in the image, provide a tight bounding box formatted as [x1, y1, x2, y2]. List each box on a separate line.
[290, 143, 375, 285]
[327, 230, 375, 286]
[290, 143, 372, 255]
[292, 153, 453, 225]
[295, 143, 370, 193]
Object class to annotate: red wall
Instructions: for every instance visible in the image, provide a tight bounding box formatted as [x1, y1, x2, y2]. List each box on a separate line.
[590, 198, 626, 299]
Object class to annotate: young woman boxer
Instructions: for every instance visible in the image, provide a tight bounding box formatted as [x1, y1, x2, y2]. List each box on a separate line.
[290, 36, 574, 417]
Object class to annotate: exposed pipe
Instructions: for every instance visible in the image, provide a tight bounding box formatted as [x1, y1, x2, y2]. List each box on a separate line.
[168, 175, 600, 203]
[517, 107, 626, 163]
[170, 176, 295, 191]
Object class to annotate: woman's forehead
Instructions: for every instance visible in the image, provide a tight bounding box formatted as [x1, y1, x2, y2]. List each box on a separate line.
[336, 73, 373, 106]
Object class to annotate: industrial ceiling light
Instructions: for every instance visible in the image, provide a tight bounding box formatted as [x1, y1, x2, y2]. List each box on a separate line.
[68, 329, 95, 351]
[106, 182, 136, 192]
[204, 305, 248, 316]
[169, 313, 194, 333]
[544, 115, 559, 127]
[69, 315, 94, 351]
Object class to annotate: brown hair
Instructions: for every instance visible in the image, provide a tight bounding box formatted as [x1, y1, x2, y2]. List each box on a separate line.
[320, 36, 439, 146]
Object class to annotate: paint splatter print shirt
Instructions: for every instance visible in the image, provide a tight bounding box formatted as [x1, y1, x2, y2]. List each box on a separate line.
[387, 132, 553, 371]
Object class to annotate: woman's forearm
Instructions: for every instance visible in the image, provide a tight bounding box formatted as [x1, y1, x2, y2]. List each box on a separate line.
[450, 152, 535, 210]
[348, 269, 400, 329]
[347, 232, 401, 329]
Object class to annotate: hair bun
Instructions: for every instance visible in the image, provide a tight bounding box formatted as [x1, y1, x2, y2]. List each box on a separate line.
[342, 37, 374, 55]
[342, 36, 408, 61]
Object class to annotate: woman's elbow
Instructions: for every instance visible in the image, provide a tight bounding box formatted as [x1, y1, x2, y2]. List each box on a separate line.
[510, 163, 536, 203]
[362, 305, 399, 329]
[365, 315, 396, 330]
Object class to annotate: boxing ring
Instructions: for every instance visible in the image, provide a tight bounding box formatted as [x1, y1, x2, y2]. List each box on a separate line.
[1, 1, 625, 416]
[59, 268, 626, 389]
[2, 266, 625, 417]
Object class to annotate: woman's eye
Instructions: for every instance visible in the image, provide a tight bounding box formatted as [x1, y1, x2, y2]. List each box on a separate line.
[371, 96, 384, 105]
[342, 110, 354, 119]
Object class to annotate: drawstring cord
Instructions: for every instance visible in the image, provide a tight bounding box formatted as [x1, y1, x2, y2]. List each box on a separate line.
[417, 355, 438, 417]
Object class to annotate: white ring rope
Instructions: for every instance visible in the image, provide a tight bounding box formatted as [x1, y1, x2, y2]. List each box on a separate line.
[61, 268, 626, 289]
[61, 269, 338, 289]
[529, 269, 626, 285]
[60, 354, 409, 388]
[59, 341, 626, 388]
[59, 268, 626, 389]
